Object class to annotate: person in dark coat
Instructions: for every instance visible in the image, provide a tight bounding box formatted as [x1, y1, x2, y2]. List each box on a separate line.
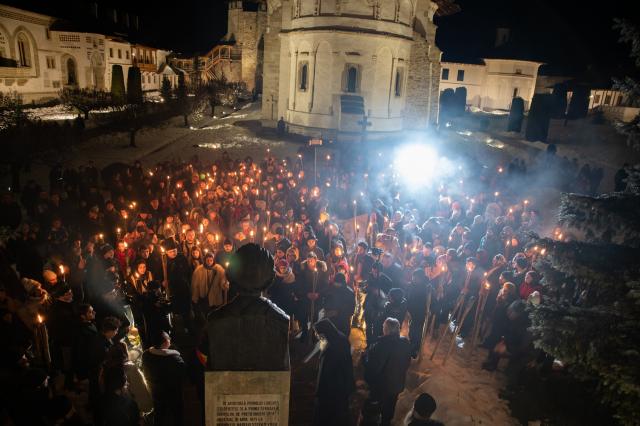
[72, 303, 98, 381]
[365, 317, 412, 426]
[368, 262, 393, 294]
[101, 366, 140, 426]
[313, 318, 355, 426]
[163, 239, 192, 330]
[142, 331, 185, 426]
[88, 316, 121, 422]
[362, 279, 386, 346]
[322, 272, 355, 337]
[295, 252, 329, 341]
[382, 288, 408, 327]
[406, 269, 429, 358]
[47, 284, 75, 388]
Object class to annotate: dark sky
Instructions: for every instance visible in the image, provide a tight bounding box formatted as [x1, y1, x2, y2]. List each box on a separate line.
[9, 0, 640, 79]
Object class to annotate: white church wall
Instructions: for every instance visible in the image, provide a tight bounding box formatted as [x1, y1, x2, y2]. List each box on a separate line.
[0, 5, 58, 103]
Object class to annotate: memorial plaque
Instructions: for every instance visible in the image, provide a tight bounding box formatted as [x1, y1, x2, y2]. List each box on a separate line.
[205, 371, 290, 426]
[212, 394, 280, 425]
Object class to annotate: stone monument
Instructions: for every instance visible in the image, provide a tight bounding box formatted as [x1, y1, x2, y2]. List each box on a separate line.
[205, 243, 290, 426]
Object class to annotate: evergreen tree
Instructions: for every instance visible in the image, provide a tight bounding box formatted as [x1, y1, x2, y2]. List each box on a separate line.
[111, 65, 126, 104]
[530, 20, 640, 424]
[177, 72, 190, 127]
[567, 85, 590, 120]
[454, 87, 467, 116]
[161, 77, 172, 103]
[551, 82, 568, 118]
[439, 88, 455, 126]
[127, 67, 143, 105]
[613, 19, 640, 148]
[507, 96, 525, 132]
[525, 93, 553, 142]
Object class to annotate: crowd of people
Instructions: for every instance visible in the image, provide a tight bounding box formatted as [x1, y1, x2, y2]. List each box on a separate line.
[0, 141, 614, 426]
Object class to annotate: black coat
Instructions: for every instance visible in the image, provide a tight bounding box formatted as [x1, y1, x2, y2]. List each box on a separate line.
[365, 334, 412, 396]
[314, 323, 355, 426]
[141, 348, 185, 401]
[72, 321, 98, 379]
[167, 254, 191, 315]
[101, 392, 140, 426]
[323, 284, 355, 336]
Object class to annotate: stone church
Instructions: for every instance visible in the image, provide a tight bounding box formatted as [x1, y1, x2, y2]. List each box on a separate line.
[216, 0, 458, 138]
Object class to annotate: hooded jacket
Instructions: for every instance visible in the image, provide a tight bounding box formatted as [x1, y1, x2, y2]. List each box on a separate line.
[191, 262, 228, 307]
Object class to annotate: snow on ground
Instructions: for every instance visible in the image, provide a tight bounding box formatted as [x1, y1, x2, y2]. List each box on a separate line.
[394, 339, 519, 426]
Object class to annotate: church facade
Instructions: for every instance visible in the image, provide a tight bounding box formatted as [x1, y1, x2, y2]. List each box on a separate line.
[259, 0, 449, 137]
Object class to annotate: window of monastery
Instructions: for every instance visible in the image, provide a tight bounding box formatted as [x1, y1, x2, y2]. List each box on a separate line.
[110, 48, 113, 58]
[46, 56, 56, 69]
[442, 68, 449, 80]
[346, 66, 358, 93]
[605, 94, 611, 105]
[0, 31, 6, 58]
[45, 28, 50, 40]
[457, 69, 465, 81]
[67, 58, 77, 85]
[513, 87, 519, 98]
[594, 94, 601, 104]
[17, 34, 31, 67]
[395, 68, 405, 97]
[126, 51, 130, 60]
[515, 68, 522, 74]
[118, 49, 122, 59]
[299, 62, 309, 91]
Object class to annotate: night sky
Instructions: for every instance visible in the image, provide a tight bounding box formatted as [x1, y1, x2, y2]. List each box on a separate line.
[9, 0, 640, 79]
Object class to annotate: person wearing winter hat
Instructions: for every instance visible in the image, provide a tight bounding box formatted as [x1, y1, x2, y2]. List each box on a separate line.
[269, 259, 296, 316]
[323, 272, 355, 337]
[207, 243, 290, 371]
[302, 234, 325, 261]
[214, 238, 234, 268]
[403, 393, 443, 426]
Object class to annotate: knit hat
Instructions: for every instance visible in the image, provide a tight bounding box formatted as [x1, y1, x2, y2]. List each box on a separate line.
[162, 239, 178, 251]
[100, 244, 114, 256]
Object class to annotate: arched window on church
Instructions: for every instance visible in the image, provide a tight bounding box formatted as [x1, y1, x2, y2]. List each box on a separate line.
[0, 30, 7, 59]
[395, 68, 404, 97]
[67, 58, 77, 85]
[17, 34, 32, 67]
[299, 62, 308, 91]
[346, 66, 358, 93]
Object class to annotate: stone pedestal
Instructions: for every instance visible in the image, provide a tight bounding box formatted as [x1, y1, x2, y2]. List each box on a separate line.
[205, 371, 291, 426]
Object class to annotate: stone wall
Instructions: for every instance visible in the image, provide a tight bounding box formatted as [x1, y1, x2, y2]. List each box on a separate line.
[261, 1, 285, 124]
[227, 5, 267, 92]
[405, 36, 440, 129]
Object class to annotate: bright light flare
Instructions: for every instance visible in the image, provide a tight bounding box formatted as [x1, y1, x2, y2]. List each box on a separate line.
[394, 144, 439, 187]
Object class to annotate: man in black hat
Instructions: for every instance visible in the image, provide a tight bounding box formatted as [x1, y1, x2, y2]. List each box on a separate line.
[163, 239, 192, 332]
[301, 234, 325, 261]
[322, 272, 356, 337]
[207, 243, 290, 371]
[214, 238, 234, 268]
